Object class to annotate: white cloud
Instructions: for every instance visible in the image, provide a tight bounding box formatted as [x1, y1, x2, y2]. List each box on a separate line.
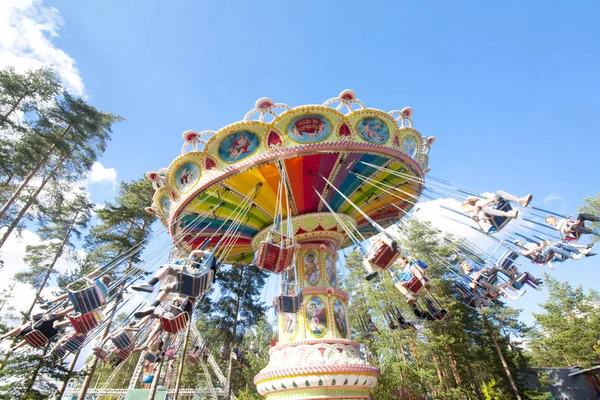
[0, 0, 84, 95]
[88, 161, 117, 186]
[543, 194, 562, 204]
[0, 228, 81, 322]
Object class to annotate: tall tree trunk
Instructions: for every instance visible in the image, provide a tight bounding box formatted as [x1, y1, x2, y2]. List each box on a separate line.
[484, 314, 522, 400]
[56, 348, 81, 400]
[226, 267, 245, 400]
[77, 306, 118, 400]
[467, 364, 483, 400]
[174, 321, 192, 399]
[0, 93, 27, 126]
[0, 151, 69, 248]
[431, 351, 446, 391]
[0, 209, 79, 368]
[408, 336, 420, 367]
[20, 341, 51, 399]
[0, 124, 72, 222]
[445, 345, 468, 400]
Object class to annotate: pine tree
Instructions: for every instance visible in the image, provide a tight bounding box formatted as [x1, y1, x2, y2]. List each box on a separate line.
[528, 274, 600, 368]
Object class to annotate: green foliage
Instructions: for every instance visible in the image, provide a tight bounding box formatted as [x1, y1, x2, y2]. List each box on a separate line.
[579, 192, 600, 243]
[528, 274, 600, 368]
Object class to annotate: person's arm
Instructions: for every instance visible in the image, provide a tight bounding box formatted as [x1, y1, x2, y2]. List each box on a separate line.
[85, 267, 102, 280]
[521, 246, 540, 257]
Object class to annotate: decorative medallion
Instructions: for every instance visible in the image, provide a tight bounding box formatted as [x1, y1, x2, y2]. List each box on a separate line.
[218, 130, 260, 162]
[325, 254, 336, 288]
[175, 162, 201, 193]
[287, 114, 332, 143]
[205, 156, 217, 171]
[338, 122, 352, 139]
[305, 296, 328, 338]
[392, 134, 400, 147]
[303, 251, 320, 286]
[356, 117, 390, 144]
[333, 299, 348, 338]
[266, 130, 283, 149]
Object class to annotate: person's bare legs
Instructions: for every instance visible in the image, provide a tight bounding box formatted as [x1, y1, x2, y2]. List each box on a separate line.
[394, 282, 416, 304]
[0, 325, 24, 340]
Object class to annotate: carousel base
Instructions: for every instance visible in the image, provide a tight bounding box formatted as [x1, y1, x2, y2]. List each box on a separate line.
[254, 340, 379, 399]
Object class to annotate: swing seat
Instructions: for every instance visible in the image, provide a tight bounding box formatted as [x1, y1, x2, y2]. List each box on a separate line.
[70, 311, 101, 335]
[255, 239, 299, 274]
[367, 240, 401, 270]
[144, 351, 159, 363]
[115, 345, 133, 361]
[176, 270, 214, 298]
[63, 335, 86, 353]
[498, 251, 519, 270]
[159, 311, 189, 334]
[67, 278, 107, 315]
[93, 347, 109, 362]
[406, 276, 429, 294]
[111, 331, 132, 351]
[431, 310, 447, 320]
[564, 220, 584, 242]
[23, 330, 49, 348]
[484, 200, 513, 234]
[52, 346, 67, 359]
[275, 292, 303, 314]
[388, 322, 398, 330]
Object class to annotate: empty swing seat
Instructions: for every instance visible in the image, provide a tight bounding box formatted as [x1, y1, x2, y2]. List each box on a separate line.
[406, 276, 429, 294]
[485, 200, 513, 234]
[255, 239, 299, 274]
[93, 347, 109, 362]
[176, 270, 214, 298]
[498, 251, 519, 270]
[63, 335, 86, 353]
[275, 292, 303, 313]
[70, 311, 102, 335]
[159, 311, 189, 334]
[115, 346, 133, 361]
[368, 240, 400, 270]
[110, 331, 133, 351]
[52, 346, 67, 359]
[23, 330, 50, 348]
[67, 278, 108, 315]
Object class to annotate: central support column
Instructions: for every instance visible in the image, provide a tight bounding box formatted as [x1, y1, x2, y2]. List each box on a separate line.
[254, 228, 380, 399]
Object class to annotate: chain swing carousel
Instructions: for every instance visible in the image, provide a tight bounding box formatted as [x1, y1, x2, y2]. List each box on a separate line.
[144, 90, 431, 399]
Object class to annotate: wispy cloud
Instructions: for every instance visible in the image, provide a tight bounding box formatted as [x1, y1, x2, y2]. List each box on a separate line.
[0, 0, 85, 95]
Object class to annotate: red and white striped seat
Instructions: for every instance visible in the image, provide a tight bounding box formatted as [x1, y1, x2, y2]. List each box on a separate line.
[23, 330, 49, 348]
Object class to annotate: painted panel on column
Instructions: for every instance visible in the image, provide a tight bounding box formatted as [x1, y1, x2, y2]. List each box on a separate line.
[333, 298, 348, 338]
[305, 296, 328, 338]
[303, 251, 321, 286]
[282, 312, 299, 341]
[325, 254, 337, 288]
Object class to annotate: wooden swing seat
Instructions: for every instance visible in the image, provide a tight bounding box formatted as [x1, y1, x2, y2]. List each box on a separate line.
[176, 269, 214, 298]
[70, 311, 101, 335]
[406, 276, 429, 295]
[367, 240, 400, 270]
[484, 200, 513, 234]
[275, 292, 303, 313]
[159, 311, 189, 334]
[67, 278, 107, 315]
[52, 346, 67, 359]
[111, 331, 132, 351]
[93, 347, 110, 362]
[63, 335, 86, 353]
[23, 330, 49, 348]
[144, 351, 159, 363]
[115, 345, 133, 361]
[255, 239, 299, 274]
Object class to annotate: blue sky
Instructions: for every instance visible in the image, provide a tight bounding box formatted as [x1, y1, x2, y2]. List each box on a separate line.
[4, 0, 600, 327]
